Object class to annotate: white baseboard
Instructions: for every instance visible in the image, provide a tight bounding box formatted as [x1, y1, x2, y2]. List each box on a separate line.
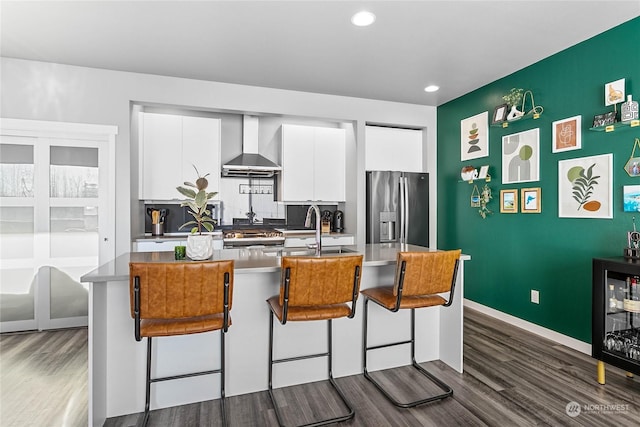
[464, 299, 591, 355]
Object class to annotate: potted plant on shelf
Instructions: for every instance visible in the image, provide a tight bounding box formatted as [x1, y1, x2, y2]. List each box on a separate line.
[502, 88, 525, 121]
[177, 166, 217, 260]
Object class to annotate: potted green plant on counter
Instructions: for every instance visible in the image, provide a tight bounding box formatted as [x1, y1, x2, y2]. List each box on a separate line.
[177, 166, 218, 260]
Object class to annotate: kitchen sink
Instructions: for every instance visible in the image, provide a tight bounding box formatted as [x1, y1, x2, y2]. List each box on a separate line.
[261, 246, 357, 257]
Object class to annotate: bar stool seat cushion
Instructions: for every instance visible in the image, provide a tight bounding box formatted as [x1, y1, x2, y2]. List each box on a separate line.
[267, 295, 351, 322]
[140, 314, 231, 337]
[361, 286, 446, 310]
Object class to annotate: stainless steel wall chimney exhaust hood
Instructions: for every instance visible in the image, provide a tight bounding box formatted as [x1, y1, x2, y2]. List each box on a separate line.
[222, 116, 281, 178]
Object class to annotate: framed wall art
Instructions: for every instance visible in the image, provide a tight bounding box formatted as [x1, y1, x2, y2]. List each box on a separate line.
[552, 115, 581, 153]
[592, 111, 617, 128]
[500, 189, 518, 213]
[624, 138, 640, 177]
[502, 128, 540, 184]
[623, 185, 640, 212]
[461, 111, 488, 161]
[605, 78, 625, 106]
[478, 165, 490, 179]
[558, 153, 613, 219]
[521, 187, 541, 213]
[492, 104, 508, 125]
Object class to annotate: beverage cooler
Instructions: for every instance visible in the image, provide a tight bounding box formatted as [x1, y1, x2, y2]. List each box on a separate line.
[592, 257, 640, 382]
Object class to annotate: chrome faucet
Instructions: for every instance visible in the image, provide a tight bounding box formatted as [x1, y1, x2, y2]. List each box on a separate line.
[304, 204, 322, 255]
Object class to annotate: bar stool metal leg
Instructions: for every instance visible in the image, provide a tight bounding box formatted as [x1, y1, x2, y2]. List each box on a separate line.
[220, 328, 227, 427]
[362, 297, 453, 408]
[138, 337, 152, 427]
[268, 313, 355, 427]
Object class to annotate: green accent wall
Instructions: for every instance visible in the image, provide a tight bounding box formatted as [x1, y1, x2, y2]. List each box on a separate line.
[437, 17, 640, 343]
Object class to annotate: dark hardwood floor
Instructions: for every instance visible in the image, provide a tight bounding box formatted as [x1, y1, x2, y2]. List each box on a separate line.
[2, 308, 639, 426]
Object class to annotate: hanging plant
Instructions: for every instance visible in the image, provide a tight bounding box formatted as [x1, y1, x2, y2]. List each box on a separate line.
[479, 184, 492, 219]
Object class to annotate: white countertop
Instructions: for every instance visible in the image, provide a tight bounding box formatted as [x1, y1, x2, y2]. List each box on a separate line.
[82, 243, 469, 282]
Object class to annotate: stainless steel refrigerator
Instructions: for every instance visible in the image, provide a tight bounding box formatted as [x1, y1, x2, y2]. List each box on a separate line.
[366, 171, 429, 246]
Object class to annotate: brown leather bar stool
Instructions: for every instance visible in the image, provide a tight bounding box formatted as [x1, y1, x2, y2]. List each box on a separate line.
[361, 250, 461, 408]
[129, 261, 234, 427]
[266, 255, 363, 427]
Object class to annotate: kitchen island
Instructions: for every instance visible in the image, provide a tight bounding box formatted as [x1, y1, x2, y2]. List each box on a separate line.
[81, 243, 469, 427]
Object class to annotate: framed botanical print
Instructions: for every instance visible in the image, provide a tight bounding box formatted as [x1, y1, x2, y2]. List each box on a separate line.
[558, 154, 613, 218]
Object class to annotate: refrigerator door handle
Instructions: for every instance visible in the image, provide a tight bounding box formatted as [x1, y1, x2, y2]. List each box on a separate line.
[404, 176, 410, 243]
[399, 177, 405, 243]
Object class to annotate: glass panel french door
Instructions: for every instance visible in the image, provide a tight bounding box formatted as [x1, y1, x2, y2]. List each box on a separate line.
[0, 137, 37, 331]
[0, 121, 114, 332]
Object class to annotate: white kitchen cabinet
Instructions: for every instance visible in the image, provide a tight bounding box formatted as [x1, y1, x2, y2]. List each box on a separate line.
[140, 113, 182, 200]
[322, 234, 354, 246]
[281, 125, 315, 201]
[139, 113, 221, 200]
[281, 124, 346, 202]
[314, 127, 346, 202]
[133, 240, 186, 252]
[181, 116, 220, 193]
[133, 237, 223, 252]
[284, 234, 354, 248]
[365, 125, 423, 172]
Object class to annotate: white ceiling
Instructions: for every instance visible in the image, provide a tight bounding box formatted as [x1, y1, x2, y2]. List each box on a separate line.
[1, 1, 638, 106]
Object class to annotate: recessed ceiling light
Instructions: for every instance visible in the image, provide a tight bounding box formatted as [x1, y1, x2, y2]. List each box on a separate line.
[424, 85, 440, 93]
[351, 11, 376, 27]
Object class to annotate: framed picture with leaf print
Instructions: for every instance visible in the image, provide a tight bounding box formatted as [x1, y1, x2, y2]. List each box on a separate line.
[558, 154, 612, 218]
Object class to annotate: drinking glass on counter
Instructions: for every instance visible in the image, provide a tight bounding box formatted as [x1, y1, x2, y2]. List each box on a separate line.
[174, 245, 186, 260]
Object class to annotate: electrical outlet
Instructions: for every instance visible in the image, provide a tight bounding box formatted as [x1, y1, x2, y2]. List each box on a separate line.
[531, 290, 540, 304]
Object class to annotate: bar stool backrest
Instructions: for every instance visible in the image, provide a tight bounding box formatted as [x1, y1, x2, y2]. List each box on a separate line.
[129, 261, 234, 319]
[393, 250, 461, 297]
[280, 255, 363, 307]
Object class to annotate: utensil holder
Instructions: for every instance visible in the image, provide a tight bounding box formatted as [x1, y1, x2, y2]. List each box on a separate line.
[152, 223, 164, 236]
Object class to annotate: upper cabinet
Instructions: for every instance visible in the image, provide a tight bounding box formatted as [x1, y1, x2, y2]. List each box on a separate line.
[365, 125, 424, 172]
[139, 113, 221, 200]
[280, 124, 346, 202]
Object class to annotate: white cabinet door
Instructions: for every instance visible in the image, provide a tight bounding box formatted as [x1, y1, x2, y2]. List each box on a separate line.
[281, 125, 345, 202]
[182, 116, 221, 194]
[314, 127, 346, 202]
[284, 236, 316, 248]
[322, 235, 354, 246]
[365, 126, 423, 172]
[281, 125, 315, 201]
[139, 113, 221, 200]
[133, 240, 186, 252]
[140, 113, 182, 200]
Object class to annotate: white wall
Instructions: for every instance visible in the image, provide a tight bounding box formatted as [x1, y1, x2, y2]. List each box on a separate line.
[1, 57, 437, 257]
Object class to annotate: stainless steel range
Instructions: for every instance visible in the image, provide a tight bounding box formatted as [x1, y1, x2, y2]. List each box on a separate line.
[222, 228, 285, 248]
